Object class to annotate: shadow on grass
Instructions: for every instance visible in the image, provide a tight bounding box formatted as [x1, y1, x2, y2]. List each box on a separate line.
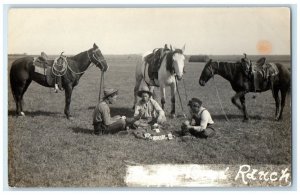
[212, 114, 272, 121]
[72, 127, 94, 135]
[212, 114, 243, 120]
[8, 109, 60, 117]
[88, 106, 134, 117]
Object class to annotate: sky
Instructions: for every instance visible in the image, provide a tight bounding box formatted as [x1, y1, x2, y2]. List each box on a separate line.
[8, 7, 290, 55]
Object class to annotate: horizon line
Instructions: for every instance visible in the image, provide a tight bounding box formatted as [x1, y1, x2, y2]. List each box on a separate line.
[8, 53, 291, 56]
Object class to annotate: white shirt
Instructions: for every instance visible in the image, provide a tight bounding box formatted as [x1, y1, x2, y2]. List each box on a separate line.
[134, 98, 165, 119]
[188, 106, 214, 131]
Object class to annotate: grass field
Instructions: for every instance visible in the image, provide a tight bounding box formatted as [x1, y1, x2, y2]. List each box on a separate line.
[7, 55, 291, 187]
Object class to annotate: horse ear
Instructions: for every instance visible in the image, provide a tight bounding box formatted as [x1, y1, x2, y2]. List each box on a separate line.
[93, 43, 98, 49]
[170, 45, 173, 51]
[205, 59, 212, 66]
[182, 44, 186, 53]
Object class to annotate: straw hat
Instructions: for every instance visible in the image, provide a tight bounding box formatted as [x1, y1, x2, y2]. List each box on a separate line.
[137, 85, 152, 97]
[103, 88, 118, 99]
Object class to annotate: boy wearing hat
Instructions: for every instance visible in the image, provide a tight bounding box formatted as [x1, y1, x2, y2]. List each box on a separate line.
[181, 98, 215, 138]
[93, 88, 126, 135]
[130, 85, 166, 128]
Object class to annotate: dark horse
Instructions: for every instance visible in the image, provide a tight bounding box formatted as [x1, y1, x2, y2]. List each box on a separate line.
[10, 43, 108, 119]
[199, 55, 290, 121]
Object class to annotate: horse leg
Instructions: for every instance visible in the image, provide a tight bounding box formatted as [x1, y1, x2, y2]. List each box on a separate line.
[239, 94, 249, 121]
[231, 92, 243, 110]
[272, 87, 280, 119]
[64, 85, 73, 119]
[160, 86, 166, 110]
[232, 91, 249, 121]
[149, 86, 156, 100]
[170, 83, 176, 118]
[276, 89, 287, 121]
[19, 79, 32, 116]
[14, 83, 26, 116]
[133, 76, 142, 109]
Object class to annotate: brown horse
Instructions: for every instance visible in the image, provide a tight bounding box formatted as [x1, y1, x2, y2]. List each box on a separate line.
[10, 43, 108, 119]
[199, 55, 290, 121]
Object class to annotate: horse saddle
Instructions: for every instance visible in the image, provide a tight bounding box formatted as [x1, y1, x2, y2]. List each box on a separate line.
[145, 48, 170, 81]
[252, 58, 279, 91]
[33, 52, 65, 89]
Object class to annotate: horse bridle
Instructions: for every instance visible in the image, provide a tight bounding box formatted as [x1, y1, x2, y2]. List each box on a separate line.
[87, 48, 106, 68]
[206, 61, 219, 78]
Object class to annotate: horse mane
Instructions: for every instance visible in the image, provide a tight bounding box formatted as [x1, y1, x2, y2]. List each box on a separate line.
[70, 51, 86, 61]
[216, 61, 243, 79]
[166, 49, 183, 73]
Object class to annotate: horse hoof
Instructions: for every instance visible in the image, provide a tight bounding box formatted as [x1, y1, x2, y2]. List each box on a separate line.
[67, 116, 74, 120]
[18, 112, 25, 117]
[243, 118, 249, 122]
[275, 117, 281, 121]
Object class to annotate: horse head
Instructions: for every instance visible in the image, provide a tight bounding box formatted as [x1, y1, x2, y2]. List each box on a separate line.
[169, 45, 186, 80]
[199, 59, 214, 86]
[88, 43, 109, 72]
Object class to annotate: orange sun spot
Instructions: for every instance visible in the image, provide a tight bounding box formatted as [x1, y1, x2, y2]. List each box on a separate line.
[256, 40, 272, 55]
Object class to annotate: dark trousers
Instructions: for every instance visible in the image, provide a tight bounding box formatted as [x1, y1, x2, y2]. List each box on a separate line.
[189, 124, 215, 139]
[93, 119, 126, 135]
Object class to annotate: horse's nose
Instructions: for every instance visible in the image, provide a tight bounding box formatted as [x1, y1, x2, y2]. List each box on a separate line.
[99, 61, 109, 71]
[177, 75, 183, 80]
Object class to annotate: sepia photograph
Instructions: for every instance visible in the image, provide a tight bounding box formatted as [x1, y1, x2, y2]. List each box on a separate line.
[6, 5, 292, 188]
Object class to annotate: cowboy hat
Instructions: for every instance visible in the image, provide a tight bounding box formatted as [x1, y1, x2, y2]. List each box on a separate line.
[103, 88, 118, 99]
[137, 85, 152, 97]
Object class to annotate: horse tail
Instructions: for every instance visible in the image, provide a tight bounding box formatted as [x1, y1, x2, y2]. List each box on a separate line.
[9, 63, 18, 103]
[9, 58, 30, 103]
[276, 62, 291, 94]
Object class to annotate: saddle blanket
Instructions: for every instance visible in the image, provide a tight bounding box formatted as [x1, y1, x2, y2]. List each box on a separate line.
[33, 64, 56, 87]
[33, 56, 65, 88]
[34, 65, 47, 75]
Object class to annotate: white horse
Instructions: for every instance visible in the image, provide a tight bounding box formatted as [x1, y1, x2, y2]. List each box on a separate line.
[133, 45, 186, 117]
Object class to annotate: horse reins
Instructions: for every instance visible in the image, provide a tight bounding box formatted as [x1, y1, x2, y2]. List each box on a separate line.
[175, 76, 187, 118]
[51, 49, 102, 77]
[87, 49, 107, 69]
[87, 49, 107, 102]
[209, 61, 230, 122]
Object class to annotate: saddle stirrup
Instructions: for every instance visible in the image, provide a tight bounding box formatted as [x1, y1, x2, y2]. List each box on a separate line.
[54, 83, 59, 93]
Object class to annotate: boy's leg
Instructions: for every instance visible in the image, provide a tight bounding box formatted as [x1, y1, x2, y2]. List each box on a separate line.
[105, 119, 126, 134]
[93, 123, 105, 135]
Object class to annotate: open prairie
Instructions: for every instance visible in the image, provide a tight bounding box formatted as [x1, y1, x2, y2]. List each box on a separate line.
[7, 54, 291, 187]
